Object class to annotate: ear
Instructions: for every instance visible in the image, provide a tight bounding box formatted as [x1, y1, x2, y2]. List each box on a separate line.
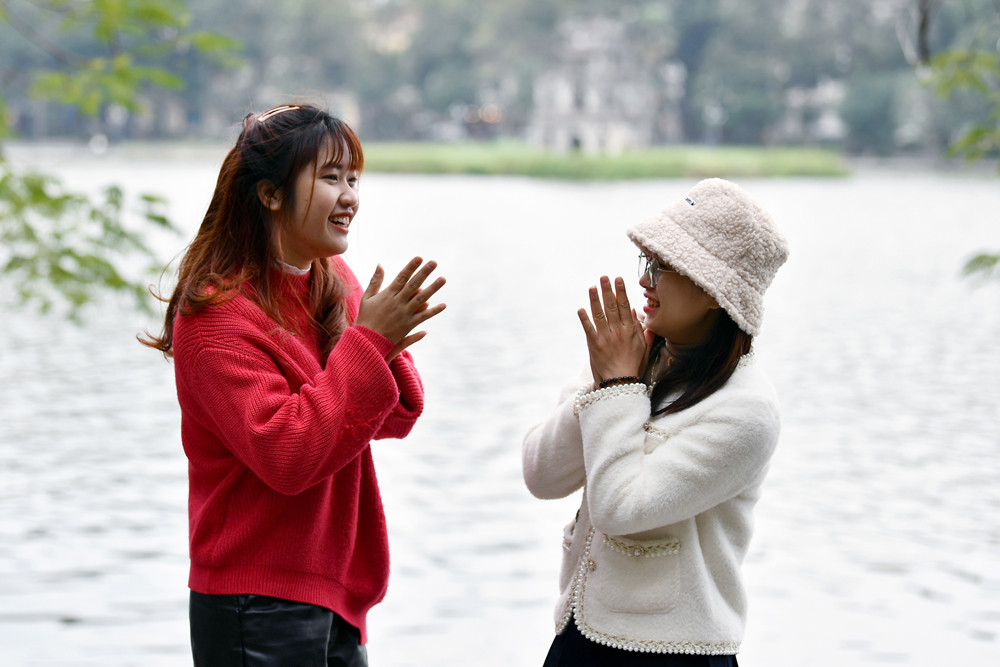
[256, 181, 283, 211]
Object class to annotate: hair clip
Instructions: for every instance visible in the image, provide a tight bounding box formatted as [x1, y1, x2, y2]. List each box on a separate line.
[256, 105, 301, 123]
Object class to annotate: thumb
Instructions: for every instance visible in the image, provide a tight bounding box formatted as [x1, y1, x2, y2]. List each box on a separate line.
[363, 264, 384, 300]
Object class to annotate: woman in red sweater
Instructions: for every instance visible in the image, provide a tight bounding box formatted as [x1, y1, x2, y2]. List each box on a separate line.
[143, 104, 445, 666]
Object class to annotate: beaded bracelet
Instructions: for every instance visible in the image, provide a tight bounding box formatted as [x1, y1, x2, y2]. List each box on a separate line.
[598, 376, 641, 389]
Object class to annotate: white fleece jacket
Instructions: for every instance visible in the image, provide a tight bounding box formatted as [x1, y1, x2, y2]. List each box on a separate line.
[522, 356, 780, 655]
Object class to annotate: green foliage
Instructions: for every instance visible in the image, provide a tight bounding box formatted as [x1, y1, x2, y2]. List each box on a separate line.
[31, 54, 183, 115]
[926, 50, 1000, 167]
[924, 46, 1000, 281]
[0, 161, 176, 318]
[8, 0, 240, 116]
[963, 252, 999, 279]
[0, 0, 238, 319]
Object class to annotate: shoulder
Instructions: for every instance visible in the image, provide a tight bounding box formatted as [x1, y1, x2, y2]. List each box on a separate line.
[721, 355, 780, 407]
[711, 359, 779, 425]
[172, 290, 280, 359]
[650, 356, 781, 441]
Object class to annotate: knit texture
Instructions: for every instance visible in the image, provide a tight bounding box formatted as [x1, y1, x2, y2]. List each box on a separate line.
[171, 256, 424, 643]
[627, 178, 789, 335]
[523, 359, 780, 654]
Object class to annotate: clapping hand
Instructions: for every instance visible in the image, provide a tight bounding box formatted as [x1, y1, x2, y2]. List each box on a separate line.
[356, 257, 446, 360]
[578, 276, 648, 387]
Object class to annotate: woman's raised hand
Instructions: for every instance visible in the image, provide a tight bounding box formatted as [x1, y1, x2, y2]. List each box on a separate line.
[356, 257, 446, 360]
[578, 276, 648, 387]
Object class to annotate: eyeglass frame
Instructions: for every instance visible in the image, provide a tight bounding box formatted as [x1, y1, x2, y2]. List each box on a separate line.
[638, 252, 680, 288]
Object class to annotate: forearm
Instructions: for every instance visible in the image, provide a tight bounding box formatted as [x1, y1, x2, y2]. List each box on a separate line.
[522, 386, 589, 499]
[578, 389, 779, 536]
[184, 326, 402, 494]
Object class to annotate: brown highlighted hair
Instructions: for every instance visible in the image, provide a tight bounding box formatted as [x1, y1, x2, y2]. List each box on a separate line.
[649, 312, 753, 416]
[141, 104, 364, 358]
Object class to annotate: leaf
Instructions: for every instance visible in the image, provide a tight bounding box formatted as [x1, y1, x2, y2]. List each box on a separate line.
[963, 253, 1000, 278]
[186, 30, 243, 54]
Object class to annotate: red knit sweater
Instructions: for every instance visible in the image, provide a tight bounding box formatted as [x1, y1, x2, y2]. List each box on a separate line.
[171, 256, 423, 643]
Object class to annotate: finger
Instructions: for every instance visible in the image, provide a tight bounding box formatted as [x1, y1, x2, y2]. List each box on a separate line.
[410, 301, 447, 326]
[363, 264, 384, 299]
[402, 260, 439, 295]
[644, 327, 656, 347]
[599, 276, 621, 326]
[628, 307, 643, 335]
[393, 330, 428, 356]
[614, 277, 632, 323]
[412, 276, 447, 304]
[390, 257, 423, 292]
[577, 307, 597, 340]
[587, 286, 607, 331]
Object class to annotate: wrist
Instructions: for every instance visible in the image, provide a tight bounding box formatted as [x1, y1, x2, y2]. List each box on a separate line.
[598, 375, 642, 389]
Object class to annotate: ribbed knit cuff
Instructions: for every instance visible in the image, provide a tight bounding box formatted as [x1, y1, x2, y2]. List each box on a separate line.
[349, 325, 395, 358]
[388, 352, 424, 414]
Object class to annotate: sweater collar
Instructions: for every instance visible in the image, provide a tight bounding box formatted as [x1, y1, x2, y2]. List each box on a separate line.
[267, 264, 312, 302]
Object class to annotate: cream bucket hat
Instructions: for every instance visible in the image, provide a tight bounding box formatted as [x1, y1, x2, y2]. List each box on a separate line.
[627, 178, 789, 336]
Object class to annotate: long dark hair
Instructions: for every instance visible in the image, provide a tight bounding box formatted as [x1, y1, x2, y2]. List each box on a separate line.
[649, 311, 753, 416]
[141, 104, 364, 358]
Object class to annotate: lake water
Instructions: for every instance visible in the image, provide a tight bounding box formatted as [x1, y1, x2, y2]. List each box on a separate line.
[1, 145, 998, 666]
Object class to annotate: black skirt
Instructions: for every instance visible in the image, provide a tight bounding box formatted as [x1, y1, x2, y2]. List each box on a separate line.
[543, 617, 738, 667]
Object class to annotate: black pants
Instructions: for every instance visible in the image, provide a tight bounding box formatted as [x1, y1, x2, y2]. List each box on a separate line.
[543, 617, 739, 667]
[190, 591, 368, 667]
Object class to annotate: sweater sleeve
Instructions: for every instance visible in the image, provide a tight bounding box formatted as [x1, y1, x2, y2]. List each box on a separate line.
[521, 371, 593, 500]
[178, 318, 402, 496]
[332, 256, 425, 440]
[374, 350, 424, 439]
[577, 383, 780, 536]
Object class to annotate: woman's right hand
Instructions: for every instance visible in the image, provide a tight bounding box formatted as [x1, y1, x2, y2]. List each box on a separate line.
[355, 257, 446, 360]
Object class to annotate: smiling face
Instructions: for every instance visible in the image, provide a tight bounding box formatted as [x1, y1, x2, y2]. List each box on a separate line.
[266, 138, 360, 269]
[638, 246, 721, 346]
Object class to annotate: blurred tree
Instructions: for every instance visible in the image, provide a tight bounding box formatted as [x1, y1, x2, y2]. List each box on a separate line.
[840, 73, 901, 155]
[0, 0, 238, 318]
[913, 0, 1000, 279]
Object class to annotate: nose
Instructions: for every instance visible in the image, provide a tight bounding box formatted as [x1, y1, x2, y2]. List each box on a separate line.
[638, 269, 652, 289]
[340, 185, 359, 209]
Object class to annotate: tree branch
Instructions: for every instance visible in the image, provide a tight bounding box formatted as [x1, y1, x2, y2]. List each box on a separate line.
[917, 0, 934, 64]
[0, 1, 82, 67]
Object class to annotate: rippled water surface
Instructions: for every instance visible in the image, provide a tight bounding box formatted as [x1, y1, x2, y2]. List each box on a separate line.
[1, 146, 998, 665]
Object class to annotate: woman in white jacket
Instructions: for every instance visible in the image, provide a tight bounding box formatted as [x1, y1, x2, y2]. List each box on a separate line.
[523, 179, 789, 666]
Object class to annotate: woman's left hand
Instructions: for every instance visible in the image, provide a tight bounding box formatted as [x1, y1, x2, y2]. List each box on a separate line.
[578, 276, 649, 387]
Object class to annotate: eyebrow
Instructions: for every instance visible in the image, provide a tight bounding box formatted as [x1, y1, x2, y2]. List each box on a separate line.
[319, 159, 362, 174]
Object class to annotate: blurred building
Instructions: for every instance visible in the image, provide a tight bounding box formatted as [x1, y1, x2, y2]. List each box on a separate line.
[775, 78, 848, 145]
[527, 17, 675, 155]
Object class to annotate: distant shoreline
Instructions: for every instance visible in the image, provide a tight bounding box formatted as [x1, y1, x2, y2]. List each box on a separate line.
[5, 139, 995, 179]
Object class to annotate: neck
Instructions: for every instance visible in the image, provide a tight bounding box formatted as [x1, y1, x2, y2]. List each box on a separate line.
[276, 259, 311, 275]
[664, 339, 698, 359]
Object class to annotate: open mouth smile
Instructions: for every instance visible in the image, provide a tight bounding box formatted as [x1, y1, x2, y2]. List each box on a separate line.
[329, 214, 352, 229]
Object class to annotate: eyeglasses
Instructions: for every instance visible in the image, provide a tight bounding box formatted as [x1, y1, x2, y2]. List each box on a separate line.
[638, 252, 680, 288]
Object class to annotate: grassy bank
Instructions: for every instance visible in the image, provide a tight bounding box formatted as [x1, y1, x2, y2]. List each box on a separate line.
[362, 142, 849, 179]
